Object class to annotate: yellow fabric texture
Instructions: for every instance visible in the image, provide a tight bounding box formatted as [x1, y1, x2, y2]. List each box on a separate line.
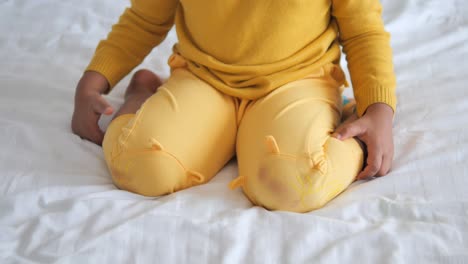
[102, 68, 237, 196]
[233, 63, 364, 212]
[86, 0, 396, 117]
[102, 57, 363, 212]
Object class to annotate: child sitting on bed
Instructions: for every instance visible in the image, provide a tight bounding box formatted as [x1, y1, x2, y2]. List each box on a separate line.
[71, 0, 396, 212]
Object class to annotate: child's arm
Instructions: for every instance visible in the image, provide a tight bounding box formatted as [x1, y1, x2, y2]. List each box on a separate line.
[86, 0, 179, 90]
[72, 0, 178, 145]
[331, 0, 396, 179]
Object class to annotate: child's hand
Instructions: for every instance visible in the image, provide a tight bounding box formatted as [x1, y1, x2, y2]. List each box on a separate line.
[332, 103, 394, 180]
[71, 71, 113, 145]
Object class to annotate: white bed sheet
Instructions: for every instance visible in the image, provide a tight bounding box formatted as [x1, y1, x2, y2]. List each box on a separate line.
[1, 0, 468, 263]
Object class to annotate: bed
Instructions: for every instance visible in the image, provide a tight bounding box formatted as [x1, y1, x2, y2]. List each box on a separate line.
[1, 0, 468, 263]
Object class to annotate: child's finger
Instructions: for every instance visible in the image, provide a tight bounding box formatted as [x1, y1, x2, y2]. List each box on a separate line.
[357, 146, 383, 179]
[92, 95, 114, 115]
[79, 111, 105, 145]
[86, 119, 105, 145]
[333, 120, 364, 141]
[90, 127, 104, 146]
[376, 154, 392, 177]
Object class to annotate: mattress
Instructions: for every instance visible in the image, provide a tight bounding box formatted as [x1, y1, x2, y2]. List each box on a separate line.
[1, 0, 468, 263]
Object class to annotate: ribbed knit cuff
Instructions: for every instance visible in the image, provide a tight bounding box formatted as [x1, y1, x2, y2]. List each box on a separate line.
[85, 53, 133, 94]
[355, 85, 397, 117]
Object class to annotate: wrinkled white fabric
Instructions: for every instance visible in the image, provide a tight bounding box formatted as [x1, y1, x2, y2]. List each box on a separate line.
[1, 0, 468, 263]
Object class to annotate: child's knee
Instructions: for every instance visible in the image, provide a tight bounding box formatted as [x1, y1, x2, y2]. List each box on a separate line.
[105, 137, 204, 197]
[233, 136, 350, 213]
[247, 159, 331, 213]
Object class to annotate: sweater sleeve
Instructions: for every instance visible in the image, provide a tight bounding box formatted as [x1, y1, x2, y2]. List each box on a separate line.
[332, 0, 397, 117]
[86, 0, 179, 92]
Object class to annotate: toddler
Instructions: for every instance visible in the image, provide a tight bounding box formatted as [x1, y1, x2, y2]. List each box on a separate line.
[72, 0, 396, 212]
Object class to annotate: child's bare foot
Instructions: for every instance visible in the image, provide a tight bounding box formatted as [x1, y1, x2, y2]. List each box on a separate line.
[113, 69, 163, 119]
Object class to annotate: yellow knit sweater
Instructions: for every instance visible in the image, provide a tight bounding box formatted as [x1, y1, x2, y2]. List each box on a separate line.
[86, 0, 396, 117]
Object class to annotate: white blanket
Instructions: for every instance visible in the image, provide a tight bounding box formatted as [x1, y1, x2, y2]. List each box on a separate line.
[1, 0, 468, 263]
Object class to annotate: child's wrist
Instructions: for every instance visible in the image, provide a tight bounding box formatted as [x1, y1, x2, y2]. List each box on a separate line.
[363, 103, 394, 122]
[77, 71, 110, 95]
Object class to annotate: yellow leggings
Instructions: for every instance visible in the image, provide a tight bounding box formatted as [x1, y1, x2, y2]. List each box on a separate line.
[103, 57, 364, 213]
